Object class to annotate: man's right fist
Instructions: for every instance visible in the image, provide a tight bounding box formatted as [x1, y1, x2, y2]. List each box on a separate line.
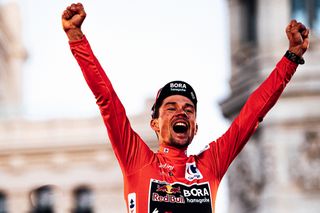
[62, 3, 86, 41]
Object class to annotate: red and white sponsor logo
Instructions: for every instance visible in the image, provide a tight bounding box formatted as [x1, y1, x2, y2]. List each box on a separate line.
[156, 184, 181, 194]
[152, 193, 185, 204]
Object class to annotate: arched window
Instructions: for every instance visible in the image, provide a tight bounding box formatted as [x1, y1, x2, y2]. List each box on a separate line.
[0, 192, 7, 213]
[72, 186, 93, 213]
[30, 185, 55, 213]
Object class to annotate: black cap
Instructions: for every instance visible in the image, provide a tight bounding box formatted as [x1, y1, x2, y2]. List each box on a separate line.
[151, 80, 197, 118]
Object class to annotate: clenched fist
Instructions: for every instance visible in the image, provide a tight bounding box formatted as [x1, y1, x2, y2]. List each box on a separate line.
[62, 3, 86, 41]
[286, 20, 309, 57]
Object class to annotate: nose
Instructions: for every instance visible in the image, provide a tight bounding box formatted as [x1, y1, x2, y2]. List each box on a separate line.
[176, 108, 188, 118]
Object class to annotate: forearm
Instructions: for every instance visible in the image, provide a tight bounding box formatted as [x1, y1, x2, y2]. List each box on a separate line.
[69, 36, 121, 117]
[69, 36, 153, 172]
[245, 56, 298, 121]
[215, 56, 298, 177]
[66, 28, 84, 41]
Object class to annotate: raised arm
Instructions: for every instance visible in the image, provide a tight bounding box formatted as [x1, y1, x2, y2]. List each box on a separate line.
[61, 3, 154, 175]
[209, 20, 309, 179]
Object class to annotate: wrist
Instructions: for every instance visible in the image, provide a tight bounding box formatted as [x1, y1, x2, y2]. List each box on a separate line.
[284, 50, 305, 65]
[65, 28, 84, 41]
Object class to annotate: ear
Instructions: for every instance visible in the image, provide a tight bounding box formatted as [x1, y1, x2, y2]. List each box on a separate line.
[194, 123, 198, 135]
[150, 118, 160, 132]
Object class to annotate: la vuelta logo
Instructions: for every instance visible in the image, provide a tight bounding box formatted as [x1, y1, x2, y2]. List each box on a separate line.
[185, 162, 203, 181]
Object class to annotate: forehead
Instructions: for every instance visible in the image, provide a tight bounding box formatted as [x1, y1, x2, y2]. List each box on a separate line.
[161, 95, 194, 107]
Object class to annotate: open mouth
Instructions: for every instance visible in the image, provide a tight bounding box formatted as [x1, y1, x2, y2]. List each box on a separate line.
[172, 122, 189, 133]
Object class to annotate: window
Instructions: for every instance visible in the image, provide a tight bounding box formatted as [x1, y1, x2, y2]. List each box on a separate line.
[31, 186, 55, 213]
[0, 192, 7, 213]
[240, 0, 257, 44]
[291, 0, 320, 34]
[73, 187, 93, 213]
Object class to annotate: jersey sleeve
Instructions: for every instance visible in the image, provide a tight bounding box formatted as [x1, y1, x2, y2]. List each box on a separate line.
[69, 36, 154, 175]
[209, 57, 298, 179]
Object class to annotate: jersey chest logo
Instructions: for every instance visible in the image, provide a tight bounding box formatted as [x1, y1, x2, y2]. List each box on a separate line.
[185, 162, 203, 181]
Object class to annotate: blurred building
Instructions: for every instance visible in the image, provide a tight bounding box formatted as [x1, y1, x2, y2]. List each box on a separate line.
[220, 0, 320, 212]
[0, 2, 157, 213]
[0, 109, 156, 213]
[0, 1, 26, 117]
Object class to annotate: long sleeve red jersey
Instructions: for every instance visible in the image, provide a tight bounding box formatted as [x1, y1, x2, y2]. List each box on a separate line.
[69, 36, 298, 213]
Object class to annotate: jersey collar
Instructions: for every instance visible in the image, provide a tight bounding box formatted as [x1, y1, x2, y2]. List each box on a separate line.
[158, 144, 188, 158]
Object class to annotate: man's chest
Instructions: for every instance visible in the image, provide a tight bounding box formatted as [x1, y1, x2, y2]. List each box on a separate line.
[126, 158, 216, 213]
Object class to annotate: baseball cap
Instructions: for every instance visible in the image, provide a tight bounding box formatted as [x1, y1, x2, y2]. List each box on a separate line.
[151, 80, 197, 118]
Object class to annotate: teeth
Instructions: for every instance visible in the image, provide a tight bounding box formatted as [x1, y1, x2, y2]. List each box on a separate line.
[173, 122, 188, 133]
[175, 122, 187, 127]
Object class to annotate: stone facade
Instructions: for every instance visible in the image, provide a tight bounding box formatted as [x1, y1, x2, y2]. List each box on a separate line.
[0, 114, 157, 213]
[221, 0, 320, 212]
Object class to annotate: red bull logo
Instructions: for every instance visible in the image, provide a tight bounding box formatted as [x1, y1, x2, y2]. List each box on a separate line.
[156, 185, 181, 194]
[152, 193, 185, 204]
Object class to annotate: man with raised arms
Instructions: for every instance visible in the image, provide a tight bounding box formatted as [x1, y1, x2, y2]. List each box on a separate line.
[62, 3, 309, 213]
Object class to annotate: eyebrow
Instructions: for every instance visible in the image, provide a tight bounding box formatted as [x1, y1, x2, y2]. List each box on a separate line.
[185, 103, 195, 109]
[164, 102, 176, 106]
[163, 102, 195, 109]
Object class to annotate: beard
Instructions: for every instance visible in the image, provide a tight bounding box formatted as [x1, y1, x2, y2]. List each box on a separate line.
[168, 134, 191, 149]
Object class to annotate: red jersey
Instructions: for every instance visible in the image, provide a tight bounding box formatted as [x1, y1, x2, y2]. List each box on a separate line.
[69, 36, 298, 213]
